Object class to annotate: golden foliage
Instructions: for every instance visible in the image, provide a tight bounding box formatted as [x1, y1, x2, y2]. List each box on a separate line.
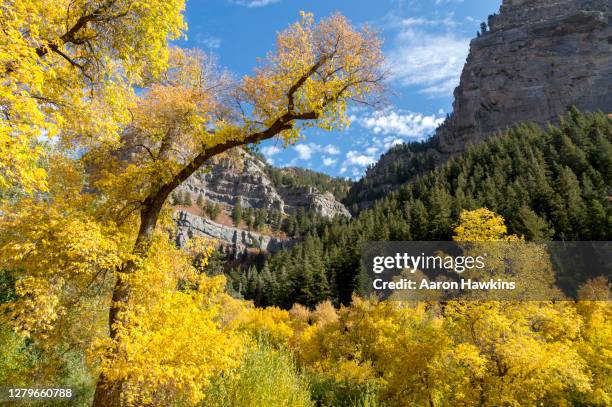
[2, 1, 608, 404]
[240, 11, 385, 143]
[0, 157, 129, 340]
[91, 236, 244, 406]
[453, 208, 521, 242]
[0, 0, 186, 192]
[1, 7, 387, 404]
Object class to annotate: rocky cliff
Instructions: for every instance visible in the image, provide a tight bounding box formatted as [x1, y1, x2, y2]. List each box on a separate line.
[177, 149, 351, 218]
[346, 0, 612, 209]
[438, 0, 612, 153]
[174, 210, 294, 256]
[173, 149, 350, 250]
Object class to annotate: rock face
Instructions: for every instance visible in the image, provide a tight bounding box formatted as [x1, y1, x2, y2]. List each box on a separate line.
[180, 149, 284, 212]
[173, 149, 350, 250]
[177, 149, 351, 218]
[278, 186, 351, 219]
[437, 0, 612, 153]
[346, 0, 612, 209]
[174, 211, 293, 256]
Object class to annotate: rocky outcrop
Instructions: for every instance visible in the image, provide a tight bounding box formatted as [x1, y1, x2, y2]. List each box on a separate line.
[177, 149, 350, 218]
[173, 149, 350, 249]
[175, 210, 293, 256]
[278, 185, 351, 218]
[346, 0, 612, 209]
[437, 0, 612, 153]
[180, 149, 284, 211]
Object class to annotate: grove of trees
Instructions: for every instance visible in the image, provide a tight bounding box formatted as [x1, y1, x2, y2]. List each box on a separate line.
[1, 2, 385, 406]
[1, 1, 610, 406]
[245, 110, 612, 307]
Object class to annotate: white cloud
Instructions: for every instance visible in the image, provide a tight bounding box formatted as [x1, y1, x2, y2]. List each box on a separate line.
[322, 157, 337, 167]
[323, 144, 340, 155]
[261, 145, 281, 157]
[294, 144, 314, 160]
[357, 109, 444, 140]
[346, 151, 376, 167]
[365, 147, 379, 156]
[196, 35, 221, 49]
[388, 27, 470, 96]
[293, 143, 343, 162]
[383, 136, 404, 150]
[399, 15, 458, 29]
[339, 167, 347, 174]
[230, 0, 280, 7]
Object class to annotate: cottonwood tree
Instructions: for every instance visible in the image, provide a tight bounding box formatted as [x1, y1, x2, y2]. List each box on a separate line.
[91, 12, 383, 404]
[0, 0, 186, 193]
[1, 7, 385, 406]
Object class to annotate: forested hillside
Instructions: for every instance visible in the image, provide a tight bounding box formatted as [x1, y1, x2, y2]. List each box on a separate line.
[267, 166, 352, 202]
[233, 110, 612, 307]
[342, 137, 441, 210]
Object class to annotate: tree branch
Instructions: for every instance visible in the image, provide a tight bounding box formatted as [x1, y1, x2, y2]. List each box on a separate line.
[287, 56, 328, 114]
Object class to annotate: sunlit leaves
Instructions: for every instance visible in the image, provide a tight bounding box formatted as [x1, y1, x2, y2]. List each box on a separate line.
[240, 12, 385, 143]
[0, 0, 186, 193]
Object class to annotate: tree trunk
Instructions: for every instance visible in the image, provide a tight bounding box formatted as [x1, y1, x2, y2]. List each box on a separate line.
[92, 373, 122, 407]
[92, 201, 164, 407]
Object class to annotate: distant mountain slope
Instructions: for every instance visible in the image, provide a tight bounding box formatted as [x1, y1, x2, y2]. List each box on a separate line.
[251, 111, 612, 307]
[346, 0, 612, 210]
[171, 148, 351, 253]
[342, 137, 442, 210]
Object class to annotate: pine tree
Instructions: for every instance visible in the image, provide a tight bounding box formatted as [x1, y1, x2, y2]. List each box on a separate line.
[255, 209, 267, 231]
[209, 203, 221, 220]
[184, 192, 193, 207]
[232, 200, 243, 226]
[516, 206, 554, 240]
[480, 21, 488, 35]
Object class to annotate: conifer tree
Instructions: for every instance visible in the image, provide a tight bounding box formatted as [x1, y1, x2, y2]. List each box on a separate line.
[184, 192, 193, 207]
[232, 201, 243, 226]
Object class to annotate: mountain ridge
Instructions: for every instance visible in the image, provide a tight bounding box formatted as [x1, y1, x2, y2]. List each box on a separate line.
[172, 148, 351, 252]
[345, 0, 612, 210]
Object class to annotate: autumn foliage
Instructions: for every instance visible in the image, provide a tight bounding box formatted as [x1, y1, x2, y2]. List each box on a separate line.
[1, 1, 610, 406]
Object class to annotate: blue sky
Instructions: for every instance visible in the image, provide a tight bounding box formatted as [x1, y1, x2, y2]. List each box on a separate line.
[179, 0, 502, 179]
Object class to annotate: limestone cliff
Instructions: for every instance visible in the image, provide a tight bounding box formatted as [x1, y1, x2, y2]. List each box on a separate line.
[177, 149, 351, 218]
[438, 0, 612, 152]
[174, 211, 293, 256]
[173, 149, 350, 250]
[346, 0, 612, 209]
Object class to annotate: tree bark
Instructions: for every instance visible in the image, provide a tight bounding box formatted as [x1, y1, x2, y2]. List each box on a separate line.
[92, 202, 164, 407]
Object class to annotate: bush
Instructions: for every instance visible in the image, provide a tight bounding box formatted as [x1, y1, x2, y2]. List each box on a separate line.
[203, 344, 312, 407]
[307, 374, 382, 407]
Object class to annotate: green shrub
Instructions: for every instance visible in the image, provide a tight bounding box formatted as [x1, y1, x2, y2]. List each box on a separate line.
[203, 344, 312, 407]
[307, 373, 383, 407]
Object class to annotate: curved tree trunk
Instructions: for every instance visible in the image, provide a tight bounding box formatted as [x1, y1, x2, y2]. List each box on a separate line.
[92, 202, 164, 407]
